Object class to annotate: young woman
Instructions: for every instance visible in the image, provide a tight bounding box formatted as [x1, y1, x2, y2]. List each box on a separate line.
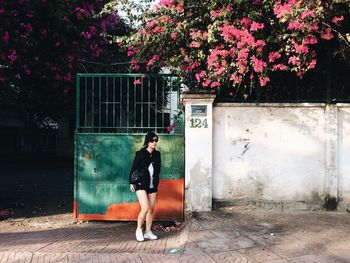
[129, 132, 161, 241]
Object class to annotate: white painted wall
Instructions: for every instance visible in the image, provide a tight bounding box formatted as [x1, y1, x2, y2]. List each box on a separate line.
[183, 94, 215, 212]
[213, 103, 331, 203]
[337, 105, 350, 205]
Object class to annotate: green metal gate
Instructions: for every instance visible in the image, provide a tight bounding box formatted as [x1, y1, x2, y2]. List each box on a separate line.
[74, 74, 184, 221]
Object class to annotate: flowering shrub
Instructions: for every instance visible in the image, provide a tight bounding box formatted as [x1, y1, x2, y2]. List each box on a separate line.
[0, 0, 122, 120]
[125, 0, 347, 91]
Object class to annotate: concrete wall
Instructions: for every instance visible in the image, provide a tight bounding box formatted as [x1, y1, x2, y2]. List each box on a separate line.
[338, 105, 350, 206]
[213, 103, 350, 208]
[183, 94, 215, 212]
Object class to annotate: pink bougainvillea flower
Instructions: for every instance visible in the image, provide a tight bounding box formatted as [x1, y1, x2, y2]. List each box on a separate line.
[2, 31, 9, 43]
[54, 74, 62, 81]
[241, 17, 252, 27]
[152, 26, 164, 33]
[0, 209, 13, 217]
[273, 64, 287, 71]
[171, 33, 177, 40]
[131, 60, 140, 70]
[176, 3, 184, 12]
[250, 22, 264, 31]
[288, 56, 300, 66]
[332, 16, 344, 23]
[321, 28, 334, 40]
[301, 10, 315, 19]
[303, 38, 317, 45]
[167, 122, 176, 133]
[11, 10, 18, 16]
[158, 0, 175, 8]
[202, 79, 211, 87]
[146, 20, 156, 28]
[63, 88, 69, 95]
[251, 56, 267, 73]
[307, 59, 317, 69]
[8, 49, 17, 64]
[293, 42, 309, 54]
[147, 55, 160, 67]
[64, 72, 72, 82]
[273, 0, 295, 19]
[21, 22, 33, 32]
[89, 26, 97, 35]
[40, 28, 47, 35]
[259, 76, 270, 86]
[25, 68, 31, 75]
[134, 79, 142, 85]
[287, 21, 306, 30]
[189, 41, 201, 48]
[66, 55, 74, 63]
[210, 82, 221, 89]
[126, 0, 336, 89]
[269, 52, 281, 63]
[81, 32, 92, 40]
[309, 25, 319, 31]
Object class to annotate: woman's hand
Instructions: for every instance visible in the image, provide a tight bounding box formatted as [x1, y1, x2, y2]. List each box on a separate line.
[130, 184, 136, 192]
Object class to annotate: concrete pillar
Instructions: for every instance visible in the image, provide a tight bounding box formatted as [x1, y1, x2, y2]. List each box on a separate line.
[182, 93, 216, 212]
[324, 104, 338, 205]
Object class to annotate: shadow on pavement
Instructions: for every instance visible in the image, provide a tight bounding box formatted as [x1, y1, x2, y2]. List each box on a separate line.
[0, 154, 73, 219]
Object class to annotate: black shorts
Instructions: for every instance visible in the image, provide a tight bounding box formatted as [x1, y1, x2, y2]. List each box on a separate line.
[134, 183, 158, 193]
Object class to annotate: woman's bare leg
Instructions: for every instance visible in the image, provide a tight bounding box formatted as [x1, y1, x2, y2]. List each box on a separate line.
[136, 190, 149, 230]
[145, 192, 157, 232]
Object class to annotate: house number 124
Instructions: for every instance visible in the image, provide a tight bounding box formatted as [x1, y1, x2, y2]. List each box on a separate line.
[190, 118, 208, 128]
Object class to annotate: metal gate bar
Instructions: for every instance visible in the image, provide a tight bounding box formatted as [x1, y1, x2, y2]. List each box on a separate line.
[76, 73, 183, 134]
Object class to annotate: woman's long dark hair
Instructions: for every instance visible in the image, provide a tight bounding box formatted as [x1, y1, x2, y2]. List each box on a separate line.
[143, 132, 159, 148]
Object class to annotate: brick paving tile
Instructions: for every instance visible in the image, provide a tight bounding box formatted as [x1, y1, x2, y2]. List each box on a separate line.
[2, 209, 350, 262]
[36, 230, 102, 253]
[138, 253, 180, 263]
[185, 230, 217, 243]
[209, 251, 252, 263]
[100, 238, 139, 253]
[178, 253, 216, 263]
[0, 252, 32, 263]
[236, 248, 284, 263]
[31, 252, 69, 263]
[0, 230, 70, 252]
[133, 238, 167, 254]
[268, 255, 332, 263]
[102, 253, 142, 263]
[32, 252, 143, 263]
[164, 232, 187, 254]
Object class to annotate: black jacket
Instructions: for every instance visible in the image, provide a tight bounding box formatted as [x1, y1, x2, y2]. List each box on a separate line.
[129, 148, 161, 188]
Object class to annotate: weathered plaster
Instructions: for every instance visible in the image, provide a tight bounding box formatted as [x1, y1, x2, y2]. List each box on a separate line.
[337, 104, 350, 207]
[183, 94, 215, 212]
[213, 104, 327, 203]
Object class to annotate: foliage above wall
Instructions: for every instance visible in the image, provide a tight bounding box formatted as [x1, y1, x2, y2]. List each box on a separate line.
[123, 0, 349, 92]
[0, 0, 128, 121]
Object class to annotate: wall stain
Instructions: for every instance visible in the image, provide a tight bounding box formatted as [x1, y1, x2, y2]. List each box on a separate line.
[323, 193, 338, 210]
[231, 138, 249, 146]
[242, 142, 250, 156]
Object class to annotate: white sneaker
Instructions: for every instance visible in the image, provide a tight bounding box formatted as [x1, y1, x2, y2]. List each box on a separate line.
[144, 231, 158, 240]
[136, 229, 144, 242]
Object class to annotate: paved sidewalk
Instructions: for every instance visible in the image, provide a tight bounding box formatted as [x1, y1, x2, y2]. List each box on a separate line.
[1, 207, 350, 262]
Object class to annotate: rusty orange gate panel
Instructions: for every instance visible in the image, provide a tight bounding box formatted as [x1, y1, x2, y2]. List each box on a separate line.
[74, 134, 184, 221]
